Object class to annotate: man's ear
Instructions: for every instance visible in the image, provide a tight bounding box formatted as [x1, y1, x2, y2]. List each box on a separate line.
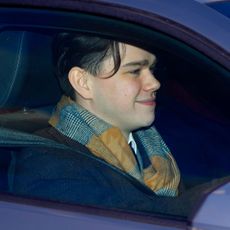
[68, 67, 92, 99]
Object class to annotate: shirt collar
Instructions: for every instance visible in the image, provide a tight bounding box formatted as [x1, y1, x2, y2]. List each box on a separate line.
[128, 132, 137, 154]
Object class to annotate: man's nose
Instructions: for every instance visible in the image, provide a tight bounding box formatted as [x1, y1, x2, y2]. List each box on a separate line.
[143, 70, 161, 92]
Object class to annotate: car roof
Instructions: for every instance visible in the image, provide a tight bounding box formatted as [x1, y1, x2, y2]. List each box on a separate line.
[0, 0, 229, 52]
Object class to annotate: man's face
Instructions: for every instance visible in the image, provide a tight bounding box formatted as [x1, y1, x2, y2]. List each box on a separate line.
[87, 44, 160, 138]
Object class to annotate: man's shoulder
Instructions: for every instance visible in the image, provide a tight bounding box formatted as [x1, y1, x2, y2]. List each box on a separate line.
[35, 126, 92, 154]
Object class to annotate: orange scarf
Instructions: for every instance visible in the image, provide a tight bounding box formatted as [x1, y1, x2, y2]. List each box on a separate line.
[50, 96, 180, 196]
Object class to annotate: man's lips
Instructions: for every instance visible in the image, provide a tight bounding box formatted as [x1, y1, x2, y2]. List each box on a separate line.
[136, 98, 156, 106]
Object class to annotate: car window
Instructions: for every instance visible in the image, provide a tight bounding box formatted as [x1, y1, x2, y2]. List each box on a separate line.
[0, 6, 229, 227]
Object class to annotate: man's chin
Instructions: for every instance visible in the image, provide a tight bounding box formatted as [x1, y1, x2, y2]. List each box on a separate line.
[136, 119, 155, 130]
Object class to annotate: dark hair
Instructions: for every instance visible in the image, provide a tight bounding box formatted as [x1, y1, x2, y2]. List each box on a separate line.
[53, 33, 122, 99]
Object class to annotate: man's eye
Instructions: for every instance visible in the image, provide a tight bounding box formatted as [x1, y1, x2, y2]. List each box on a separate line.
[129, 69, 141, 76]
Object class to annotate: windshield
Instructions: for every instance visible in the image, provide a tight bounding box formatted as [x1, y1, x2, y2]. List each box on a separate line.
[195, 0, 230, 18]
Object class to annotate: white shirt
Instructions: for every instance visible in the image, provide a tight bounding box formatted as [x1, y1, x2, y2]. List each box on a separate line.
[128, 133, 143, 172]
[128, 132, 137, 155]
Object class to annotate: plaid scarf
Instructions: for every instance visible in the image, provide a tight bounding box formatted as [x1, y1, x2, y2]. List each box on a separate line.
[49, 96, 180, 197]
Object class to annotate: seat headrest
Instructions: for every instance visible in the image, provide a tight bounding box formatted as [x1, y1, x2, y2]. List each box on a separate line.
[0, 30, 61, 108]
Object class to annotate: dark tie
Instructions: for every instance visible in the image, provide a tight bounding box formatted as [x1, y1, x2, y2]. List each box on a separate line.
[129, 143, 143, 172]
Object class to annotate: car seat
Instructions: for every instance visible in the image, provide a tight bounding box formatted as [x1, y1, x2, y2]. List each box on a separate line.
[0, 30, 61, 132]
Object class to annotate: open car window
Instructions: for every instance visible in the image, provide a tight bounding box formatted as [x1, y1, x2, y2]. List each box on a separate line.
[0, 6, 230, 228]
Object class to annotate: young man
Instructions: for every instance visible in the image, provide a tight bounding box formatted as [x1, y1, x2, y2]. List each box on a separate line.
[49, 33, 180, 196]
[10, 33, 181, 212]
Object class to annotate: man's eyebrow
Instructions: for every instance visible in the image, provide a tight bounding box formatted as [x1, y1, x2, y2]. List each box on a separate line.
[122, 59, 150, 68]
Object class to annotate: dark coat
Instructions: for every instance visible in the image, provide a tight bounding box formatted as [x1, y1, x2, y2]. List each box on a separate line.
[9, 127, 229, 218]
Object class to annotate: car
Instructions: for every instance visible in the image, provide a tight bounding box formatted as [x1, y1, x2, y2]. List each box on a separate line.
[0, 0, 229, 229]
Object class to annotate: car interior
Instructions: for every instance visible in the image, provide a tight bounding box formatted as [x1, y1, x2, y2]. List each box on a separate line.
[0, 7, 229, 219]
[0, 30, 62, 190]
